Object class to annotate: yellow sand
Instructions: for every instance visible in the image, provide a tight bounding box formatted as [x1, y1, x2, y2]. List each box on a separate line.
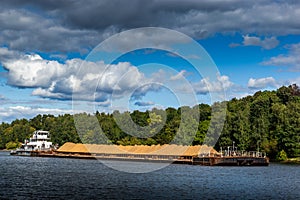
[57, 142, 218, 156]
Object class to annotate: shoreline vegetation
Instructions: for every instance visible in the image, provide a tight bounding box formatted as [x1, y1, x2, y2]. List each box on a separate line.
[0, 85, 300, 161]
[280, 158, 300, 164]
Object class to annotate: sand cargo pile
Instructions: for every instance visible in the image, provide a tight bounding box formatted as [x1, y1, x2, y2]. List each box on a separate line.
[54, 142, 217, 164]
[57, 142, 217, 156]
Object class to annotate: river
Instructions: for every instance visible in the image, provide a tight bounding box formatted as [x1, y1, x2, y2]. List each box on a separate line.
[0, 151, 299, 199]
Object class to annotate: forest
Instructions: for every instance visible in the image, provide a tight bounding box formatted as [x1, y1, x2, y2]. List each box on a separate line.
[1, 85, 299, 160]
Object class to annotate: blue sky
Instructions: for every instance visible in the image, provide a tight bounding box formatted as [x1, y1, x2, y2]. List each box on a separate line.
[1, 0, 300, 122]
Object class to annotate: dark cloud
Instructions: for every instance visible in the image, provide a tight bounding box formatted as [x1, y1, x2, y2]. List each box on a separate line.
[131, 83, 162, 100]
[1, 0, 300, 53]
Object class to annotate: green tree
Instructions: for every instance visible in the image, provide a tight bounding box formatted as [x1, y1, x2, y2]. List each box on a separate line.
[276, 149, 288, 161]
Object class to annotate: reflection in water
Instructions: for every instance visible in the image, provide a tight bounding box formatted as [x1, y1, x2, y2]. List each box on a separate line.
[0, 152, 299, 199]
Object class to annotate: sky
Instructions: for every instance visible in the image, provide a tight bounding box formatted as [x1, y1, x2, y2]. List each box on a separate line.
[0, 0, 300, 122]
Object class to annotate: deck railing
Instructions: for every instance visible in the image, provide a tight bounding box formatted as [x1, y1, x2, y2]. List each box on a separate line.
[219, 150, 266, 158]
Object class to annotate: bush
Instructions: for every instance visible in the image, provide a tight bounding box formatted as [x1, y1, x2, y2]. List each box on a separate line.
[5, 141, 21, 150]
[276, 150, 288, 161]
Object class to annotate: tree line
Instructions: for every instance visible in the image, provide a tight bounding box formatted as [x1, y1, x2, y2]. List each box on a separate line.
[1, 85, 299, 160]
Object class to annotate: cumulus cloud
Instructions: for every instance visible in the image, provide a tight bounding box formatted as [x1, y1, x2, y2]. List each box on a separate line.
[242, 35, 279, 49]
[2, 51, 161, 102]
[1, 1, 300, 53]
[134, 101, 155, 106]
[247, 77, 277, 89]
[261, 43, 300, 71]
[193, 73, 234, 95]
[130, 83, 162, 101]
[0, 106, 76, 122]
[230, 35, 279, 49]
[2, 54, 63, 88]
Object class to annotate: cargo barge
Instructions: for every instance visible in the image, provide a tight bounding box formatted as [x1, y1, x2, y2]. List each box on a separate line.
[10, 131, 269, 166]
[14, 142, 268, 166]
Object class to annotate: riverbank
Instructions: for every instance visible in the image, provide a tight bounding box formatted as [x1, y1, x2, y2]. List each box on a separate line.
[281, 158, 300, 164]
[269, 157, 300, 164]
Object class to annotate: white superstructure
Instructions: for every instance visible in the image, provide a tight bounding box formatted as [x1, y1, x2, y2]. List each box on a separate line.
[11, 130, 54, 156]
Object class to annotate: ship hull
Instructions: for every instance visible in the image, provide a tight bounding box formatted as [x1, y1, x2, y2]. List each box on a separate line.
[11, 150, 269, 166]
[10, 150, 32, 156]
[193, 156, 269, 166]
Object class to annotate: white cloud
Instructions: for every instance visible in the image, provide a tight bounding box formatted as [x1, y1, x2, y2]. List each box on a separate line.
[261, 43, 300, 71]
[231, 35, 279, 49]
[170, 70, 187, 81]
[151, 69, 167, 82]
[0, 106, 76, 122]
[2, 52, 160, 103]
[247, 77, 277, 89]
[3, 54, 63, 88]
[193, 73, 234, 95]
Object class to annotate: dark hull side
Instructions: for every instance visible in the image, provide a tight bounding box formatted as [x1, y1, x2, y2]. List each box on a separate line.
[10, 150, 53, 157]
[10, 150, 32, 156]
[193, 156, 269, 166]
[10, 150, 269, 166]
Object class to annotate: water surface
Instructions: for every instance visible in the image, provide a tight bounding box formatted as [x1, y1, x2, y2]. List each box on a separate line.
[0, 152, 299, 199]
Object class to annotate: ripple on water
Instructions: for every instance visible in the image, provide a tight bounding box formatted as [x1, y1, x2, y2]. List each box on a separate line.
[0, 152, 299, 199]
